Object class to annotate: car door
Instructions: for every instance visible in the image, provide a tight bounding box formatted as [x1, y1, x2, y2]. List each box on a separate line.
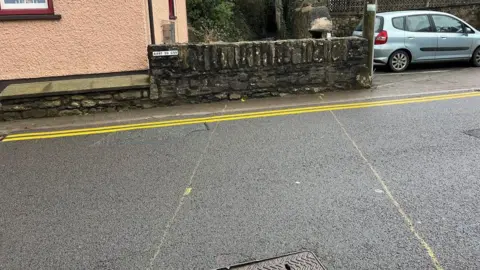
[431, 15, 473, 60]
[405, 15, 438, 62]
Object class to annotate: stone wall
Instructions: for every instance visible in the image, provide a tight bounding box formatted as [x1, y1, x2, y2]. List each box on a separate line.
[0, 89, 152, 121]
[1, 37, 369, 121]
[331, 3, 480, 37]
[149, 37, 370, 104]
[331, 13, 362, 37]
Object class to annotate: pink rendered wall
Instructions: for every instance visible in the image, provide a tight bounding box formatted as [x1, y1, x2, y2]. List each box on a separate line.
[0, 0, 151, 80]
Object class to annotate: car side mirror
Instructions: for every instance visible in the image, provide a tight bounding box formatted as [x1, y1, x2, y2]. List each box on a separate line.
[465, 27, 474, 35]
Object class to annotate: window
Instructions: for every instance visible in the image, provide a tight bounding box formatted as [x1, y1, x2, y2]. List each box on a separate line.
[392, 17, 405, 30]
[168, 0, 176, 20]
[406, 15, 433, 32]
[432, 15, 463, 33]
[355, 16, 384, 33]
[0, 0, 54, 15]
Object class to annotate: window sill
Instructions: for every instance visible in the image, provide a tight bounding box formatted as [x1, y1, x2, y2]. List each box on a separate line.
[0, 14, 61, 21]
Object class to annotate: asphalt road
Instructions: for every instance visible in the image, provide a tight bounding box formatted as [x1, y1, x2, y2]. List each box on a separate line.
[2, 94, 480, 269]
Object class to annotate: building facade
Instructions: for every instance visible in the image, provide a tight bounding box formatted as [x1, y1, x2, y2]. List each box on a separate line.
[0, 0, 188, 81]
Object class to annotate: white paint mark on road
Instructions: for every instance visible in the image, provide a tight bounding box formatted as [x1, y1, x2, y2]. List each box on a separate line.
[374, 189, 384, 193]
[295, 181, 301, 184]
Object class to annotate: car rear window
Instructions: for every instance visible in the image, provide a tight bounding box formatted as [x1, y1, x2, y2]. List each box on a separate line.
[392, 17, 405, 30]
[355, 16, 384, 33]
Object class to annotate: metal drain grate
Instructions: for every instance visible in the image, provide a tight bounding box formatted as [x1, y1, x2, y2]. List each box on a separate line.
[464, 129, 480, 139]
[218, 251, 326, 270]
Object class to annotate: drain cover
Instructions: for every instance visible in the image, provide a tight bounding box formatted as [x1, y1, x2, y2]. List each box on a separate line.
[464, 129, 480, 139]
[218, 251, 326, 270]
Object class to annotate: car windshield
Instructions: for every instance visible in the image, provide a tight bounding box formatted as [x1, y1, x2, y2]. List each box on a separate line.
[355, 16, 383, 32]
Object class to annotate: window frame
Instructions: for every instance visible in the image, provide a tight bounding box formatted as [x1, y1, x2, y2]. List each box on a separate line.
[168, 0, 176, 20]
[0, 0, 54, 16]
[405, 14, 435, 33]
[392, 16, 406, 31]
[430, 14, 466, 34]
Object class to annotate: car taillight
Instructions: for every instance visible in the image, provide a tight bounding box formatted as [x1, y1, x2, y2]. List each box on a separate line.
[375, 30, 388, 45]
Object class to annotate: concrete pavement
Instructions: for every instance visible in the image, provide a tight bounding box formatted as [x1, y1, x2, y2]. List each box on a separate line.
[2, 91, 480, 269]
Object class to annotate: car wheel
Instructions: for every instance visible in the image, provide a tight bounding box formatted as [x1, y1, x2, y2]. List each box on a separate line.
[472, 47, 480, 67]
[388, 50, 410, 72]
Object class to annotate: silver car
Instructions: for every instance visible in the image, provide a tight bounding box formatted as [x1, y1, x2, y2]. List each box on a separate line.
[353, 10, 480, 72]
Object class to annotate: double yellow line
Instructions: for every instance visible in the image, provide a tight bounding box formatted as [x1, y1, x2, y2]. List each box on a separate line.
[4, 91, 480, 142]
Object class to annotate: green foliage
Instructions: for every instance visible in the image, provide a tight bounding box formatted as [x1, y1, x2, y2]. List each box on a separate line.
[234, 0, 268, 37]
[187, 0, 240, 41]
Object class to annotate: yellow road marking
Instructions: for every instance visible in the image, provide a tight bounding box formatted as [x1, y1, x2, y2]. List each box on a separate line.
[183, 188, 192, 196]
[4, 92, 480, 142]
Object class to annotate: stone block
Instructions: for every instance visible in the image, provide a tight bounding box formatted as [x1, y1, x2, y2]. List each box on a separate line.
[114, 91, 142, 100]
[68, 101, 81, 108]
[347, 38, 368, 62]
[1, 104, 30, 112]
[59, 109, 82, 116]
[203, 45, 211, 71]
[22, 109, 47, 118]
[141, 103, 155, 109]
[47, 109, 59, 117]
[39, 100, 61, 108]
[313, 40, 326, 63]
[98, 100, 117, 105]
[234, 44, 241, 68]
[226, 46, 235, 69]
[330, 39, 347, 62]
[2, 112, 22, 120]
[292, 45, 302, 65]
[229, 81, 249, 91]
[189, 79, 201, 89]
[215, 93, 228, 100]
[283, 42, 292, 64]
[229, 93, 242, 100]
[150, 77, 159, 100]
[268, 43, 276, 65]
[275, 42, 283, 65]
[254, 43, 262, 66]
[218, 45, 229, 69]
[210, 45, 219, 70]
[305, 40, 314, 63]
[81, 100, 97, 107]
[245, 44, 254, 67]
